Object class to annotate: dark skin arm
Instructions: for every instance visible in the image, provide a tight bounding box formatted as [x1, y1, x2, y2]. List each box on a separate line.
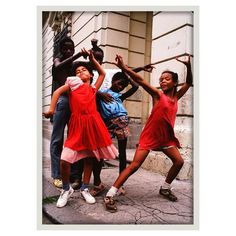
[120, 76, 139, 101]
[115, 54, 162, 103]
[97, 71, 140, 103]
[104, 62, 155, 73]
[96, 91, 113, 103]
[132, 64, 155, 73]
[176, 55, 193, 100]
[120, 63, 154, 100]
[96, 78, 139, 104]
[97, 61, 153, 104]
[53, 51, 88, 71]
[43, 85, 70, 118]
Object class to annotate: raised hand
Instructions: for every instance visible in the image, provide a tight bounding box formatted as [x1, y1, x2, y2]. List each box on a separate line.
[80, 48, 88, 59]
[115, 54, 127, 70]
[143, 64, 155, 73]
[176, 54, 191, 67]
[81, 48, 94, 61]
[175, 54, 193, 99]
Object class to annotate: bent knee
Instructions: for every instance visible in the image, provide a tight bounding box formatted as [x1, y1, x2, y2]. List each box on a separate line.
[175, 158, 184, 168]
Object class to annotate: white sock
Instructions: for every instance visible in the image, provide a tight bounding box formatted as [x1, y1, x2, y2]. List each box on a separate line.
[162, 182, 171, 189]
[106, 186, 118, 197]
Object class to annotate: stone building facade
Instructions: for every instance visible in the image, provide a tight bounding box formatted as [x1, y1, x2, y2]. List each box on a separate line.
[42, 11, 194, 180]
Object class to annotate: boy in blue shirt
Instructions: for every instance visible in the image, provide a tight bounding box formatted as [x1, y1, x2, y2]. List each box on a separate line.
[94, 71, 139, 195]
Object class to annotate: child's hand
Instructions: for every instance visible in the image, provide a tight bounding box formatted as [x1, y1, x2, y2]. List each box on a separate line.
[143, 64, 155, 73]
[97, 92, 114, 103]
[176, 54, 191, 67]
[80, 49, 88, 59]
[115, 54, 127, 70]
[81, 48, 94, 60]
[43, 111, 54, 119]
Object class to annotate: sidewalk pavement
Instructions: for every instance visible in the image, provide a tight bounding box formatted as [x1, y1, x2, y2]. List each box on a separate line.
[42, 138, 194, 226]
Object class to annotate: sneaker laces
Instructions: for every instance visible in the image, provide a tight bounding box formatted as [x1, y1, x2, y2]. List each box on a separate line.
[83, 188, 89, 193]
[81, 188, 95, 203]
[81, 188, 93, 198]
[60, 188, 71, 199]
[60, 189, 67, 196]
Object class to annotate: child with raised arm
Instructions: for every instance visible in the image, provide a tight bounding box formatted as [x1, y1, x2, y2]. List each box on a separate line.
[104, 54, 193, 212]
[43, 49, 118, 208]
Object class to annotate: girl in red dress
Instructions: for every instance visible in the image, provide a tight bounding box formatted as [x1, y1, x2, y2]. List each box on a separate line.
[44, 48, 118, 208]
[104, 54, 193, 212]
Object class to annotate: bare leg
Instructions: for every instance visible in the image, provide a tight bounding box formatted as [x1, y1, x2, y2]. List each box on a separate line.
[162, 147, 184, 184]
[113, 149, 150, 189]
[60, 160, 71, 186]
[118, 138, 127, 174]
[92, 158, 104, 186]
[83, 157, 93, 185]
[70, 159, 84, 183]
[104, 149, 149, 212]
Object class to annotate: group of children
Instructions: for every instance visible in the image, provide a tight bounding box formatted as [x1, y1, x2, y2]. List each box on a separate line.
[43, 37, 192, 212]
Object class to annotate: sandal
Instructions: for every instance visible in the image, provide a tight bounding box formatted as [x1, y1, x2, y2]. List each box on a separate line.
[90, 183, 105, 197]
[104, 196, 117, 213]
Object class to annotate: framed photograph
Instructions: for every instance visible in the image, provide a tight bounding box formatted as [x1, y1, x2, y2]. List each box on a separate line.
[38, 6, 199, 230]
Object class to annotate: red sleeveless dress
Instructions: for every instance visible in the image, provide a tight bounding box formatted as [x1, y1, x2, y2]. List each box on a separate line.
[61, 77, 118, 163]
[138, 93, 180, 150]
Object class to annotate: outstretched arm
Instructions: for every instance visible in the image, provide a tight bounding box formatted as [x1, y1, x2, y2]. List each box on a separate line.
[43, 85, 70, 118]
[132, 63, 155, 73]
[81, 48, 106, 90]
[53, 51, 87, 71]
[176, 55, 193, 100]
[121, 63, 155, 100]
[115, 55, 161, 99]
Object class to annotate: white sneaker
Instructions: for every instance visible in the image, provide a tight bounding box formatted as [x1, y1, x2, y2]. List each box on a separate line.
[56, 186, 74, 208]
[81, 188, 96, 204]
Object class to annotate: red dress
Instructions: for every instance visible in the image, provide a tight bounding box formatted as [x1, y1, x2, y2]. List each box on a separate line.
[61, 77, 118, 163]
[138, 93, 180, 150]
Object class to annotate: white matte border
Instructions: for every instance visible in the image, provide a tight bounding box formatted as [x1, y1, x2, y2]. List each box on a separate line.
[37, 5, 199, 230]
